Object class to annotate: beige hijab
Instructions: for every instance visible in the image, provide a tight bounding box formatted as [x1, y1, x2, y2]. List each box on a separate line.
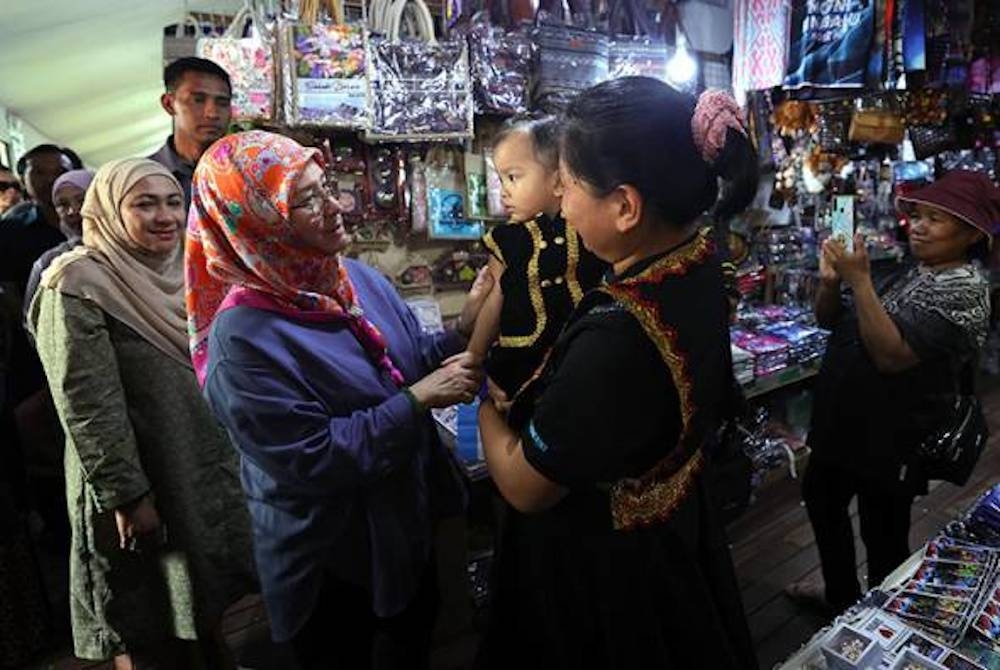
[31, 158, 190, 368]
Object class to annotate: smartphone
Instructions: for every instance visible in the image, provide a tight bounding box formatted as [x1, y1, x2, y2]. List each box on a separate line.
[831, 195, 855, 253]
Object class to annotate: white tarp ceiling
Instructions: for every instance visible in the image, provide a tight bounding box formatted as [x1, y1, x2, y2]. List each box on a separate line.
[0, 0, 244, 167]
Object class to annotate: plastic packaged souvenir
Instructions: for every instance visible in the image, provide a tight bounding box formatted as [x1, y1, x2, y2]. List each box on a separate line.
[484, 151, 506, 219]
[367, 37, 474, 139]
[325, 140, 367, 225]
[464, 152, 487, 219]
[760, 322, 828, 365]
[530, 7, 609, 113]
[731, 345, 755, 386]
[946, 485, 1000, 547]
[282, 20, 369, 127]
[425, 148, 483, 240]
[821, 625, 883, 670]
[406, 298, 445, 334]
[466, 12, 532, 115]
[408, 155, 429, 233]
[731, 332, 789, 378]
[856, 609, 909, 650]
[940, 651, 987, 670]
[367, 0, 474, 141]
[891, 648, 948, 670]
[899, 631, 947, 662]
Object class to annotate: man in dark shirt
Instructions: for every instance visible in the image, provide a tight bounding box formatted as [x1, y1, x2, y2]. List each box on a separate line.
[0, 145, 83, 550]
[0, 164, 24, 217]
[0, 145, 83, 298]
[149, 57, 232, 210]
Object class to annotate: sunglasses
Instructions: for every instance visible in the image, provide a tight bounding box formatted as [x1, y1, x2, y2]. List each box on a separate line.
[0, 181, 20, 192]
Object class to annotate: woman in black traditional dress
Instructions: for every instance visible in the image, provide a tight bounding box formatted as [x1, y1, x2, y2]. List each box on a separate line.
[477, 77, 760, 669]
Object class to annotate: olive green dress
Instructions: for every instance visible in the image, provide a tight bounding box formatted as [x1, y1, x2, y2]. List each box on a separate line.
[33, 288, 257, 660]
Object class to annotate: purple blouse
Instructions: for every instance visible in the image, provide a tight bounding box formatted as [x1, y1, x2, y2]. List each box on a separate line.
[203, 258, 466, 641]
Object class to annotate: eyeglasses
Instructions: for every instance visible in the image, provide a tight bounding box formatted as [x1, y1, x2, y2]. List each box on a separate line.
[290, 181, 338, 217]
[0, 181, 20, 192]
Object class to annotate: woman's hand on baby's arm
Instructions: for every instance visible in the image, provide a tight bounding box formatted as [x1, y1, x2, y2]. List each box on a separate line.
[409, 352, 484, 409]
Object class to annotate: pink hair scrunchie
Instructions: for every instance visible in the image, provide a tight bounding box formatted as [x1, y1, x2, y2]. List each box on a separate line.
[691, 89, 748, 166]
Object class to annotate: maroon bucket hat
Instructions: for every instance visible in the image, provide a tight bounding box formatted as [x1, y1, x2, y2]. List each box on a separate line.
[897, 170, 1000, 247]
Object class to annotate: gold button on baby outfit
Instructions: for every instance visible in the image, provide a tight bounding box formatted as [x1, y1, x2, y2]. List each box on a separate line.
[540, 279, 553, 288]
[539, 241, 548, 250]
[554, 236, 566, 245]
[554, 277, 564, 285]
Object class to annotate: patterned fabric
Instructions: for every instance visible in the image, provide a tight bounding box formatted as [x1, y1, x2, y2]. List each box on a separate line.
[185, 131, 405, 388]
[700, 54, 734, 94]
[691, 89, 748, 165]
[882, 265, 991, 350]
[197, 33, 274, 121]
[732, 0, 788, 105]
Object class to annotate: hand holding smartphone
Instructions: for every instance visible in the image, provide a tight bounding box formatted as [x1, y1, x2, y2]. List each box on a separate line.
[831, 195, 855, 253]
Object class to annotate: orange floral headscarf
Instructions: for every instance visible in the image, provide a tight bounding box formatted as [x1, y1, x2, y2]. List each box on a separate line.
[185, 130, 404, 387]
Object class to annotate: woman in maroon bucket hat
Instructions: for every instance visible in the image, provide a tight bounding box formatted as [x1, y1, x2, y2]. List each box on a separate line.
[788, 170, 1000, 613]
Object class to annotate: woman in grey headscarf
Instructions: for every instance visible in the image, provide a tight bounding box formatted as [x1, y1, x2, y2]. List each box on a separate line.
[23, 169, 94, 318]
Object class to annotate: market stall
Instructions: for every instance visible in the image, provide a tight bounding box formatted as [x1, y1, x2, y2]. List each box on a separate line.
[157, 0, 1000, 637]
[780, 481, 1000, 670]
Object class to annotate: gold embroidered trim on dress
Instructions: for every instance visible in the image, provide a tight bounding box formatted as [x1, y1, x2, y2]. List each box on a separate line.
[498, 219, 547, 348]
[482, 230, 505, 267]
[610, 451, 705, 530]
[566, 229, 584, 305]
[598, 228, 715, 531]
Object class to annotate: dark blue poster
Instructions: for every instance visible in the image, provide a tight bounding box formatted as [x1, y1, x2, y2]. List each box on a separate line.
[785, 0, 876, 89]
[902, 0, 926, 73]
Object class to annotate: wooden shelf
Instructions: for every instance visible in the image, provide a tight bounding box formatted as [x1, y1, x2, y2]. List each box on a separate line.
[742, 360, 822, 400]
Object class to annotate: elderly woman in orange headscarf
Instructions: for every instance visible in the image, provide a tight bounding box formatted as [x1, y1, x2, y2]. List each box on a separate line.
[28, 158, 256, 669]
[186, 130, 491, 670]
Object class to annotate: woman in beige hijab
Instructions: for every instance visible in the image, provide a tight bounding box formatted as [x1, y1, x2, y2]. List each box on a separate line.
[29, 158, 256, 669]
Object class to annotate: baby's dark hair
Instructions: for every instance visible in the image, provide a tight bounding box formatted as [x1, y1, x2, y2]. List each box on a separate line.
[494, 114, 560, 172]
[561, 77, 759, 228]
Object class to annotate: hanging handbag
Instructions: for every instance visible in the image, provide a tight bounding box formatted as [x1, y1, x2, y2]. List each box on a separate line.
[815, 99, 854, 154]
[367, 0, 475, 140]
[197, 4, 276, 122]
[607, 0, 668, 82]
[848, 95, 905, 145]
[909, 123, 959, 160]
[164, 15, 206, 66]
[530, 0, 609, 112]
[466, 9, 533, 115]
[912, 364, 988, 487]
[279, 0, 370, 128]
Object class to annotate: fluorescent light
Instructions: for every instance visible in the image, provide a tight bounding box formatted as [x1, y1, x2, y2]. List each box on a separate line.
[667, 33, 697, 86]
